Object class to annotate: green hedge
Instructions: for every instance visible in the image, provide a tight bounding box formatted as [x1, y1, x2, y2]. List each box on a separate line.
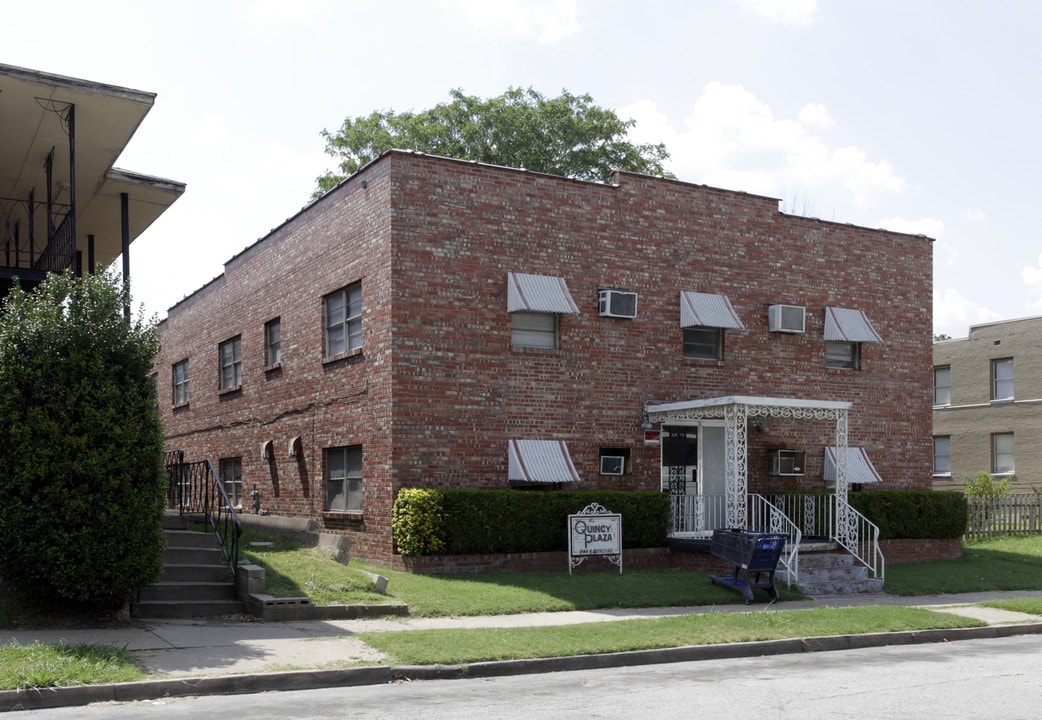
[849, 490, 967, 539]
[393, 489, 670, 556]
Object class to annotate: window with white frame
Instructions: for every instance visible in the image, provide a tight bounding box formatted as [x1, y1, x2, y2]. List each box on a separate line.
[992, 432, 1014, 475]
[511, 311, 558, 349]
[992, 358, 1013, 400]
[265, 318, 281, 366]
[219, 336, 242, 390]
[324, 282, 362, 357]
[326, 445, 363, 512]
[220, 457, 243, 507]
[172, 359, 190, 405]
[826, 341, 860, 370]
[933, 436, 951, 475]
[933, 365, 951, 406]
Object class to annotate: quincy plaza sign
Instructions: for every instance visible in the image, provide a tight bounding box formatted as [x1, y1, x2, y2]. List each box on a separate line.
[567, 502, 622, 574]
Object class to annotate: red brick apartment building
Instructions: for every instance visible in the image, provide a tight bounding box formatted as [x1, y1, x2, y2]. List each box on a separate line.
[156, 150, 934, 566]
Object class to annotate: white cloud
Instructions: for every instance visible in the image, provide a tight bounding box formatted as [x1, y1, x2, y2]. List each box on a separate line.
[1023, 253, 1042, 310]
[962, 208, 986, 221]
[875, 216, 944, 238]
[440, 0, 581, 43]
[245, 0, 334, 26]
[797, 103, 834, 128]
[621, 83, 909, 209]
[933, 288, 1002, 337]
[733, 0, 818, 26]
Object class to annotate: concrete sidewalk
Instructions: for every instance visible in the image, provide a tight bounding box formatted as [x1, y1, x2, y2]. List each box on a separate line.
[4, 590, 1042, 711]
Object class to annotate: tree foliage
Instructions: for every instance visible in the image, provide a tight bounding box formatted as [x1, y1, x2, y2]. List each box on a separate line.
[315, 87, 672, 197]
[0, 271, 166, 608]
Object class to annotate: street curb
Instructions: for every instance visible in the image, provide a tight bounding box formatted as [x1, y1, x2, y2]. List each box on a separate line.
[4, 622, 1042, 711]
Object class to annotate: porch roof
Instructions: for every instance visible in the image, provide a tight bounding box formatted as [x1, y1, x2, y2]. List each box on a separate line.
[646, 395, 851, 420]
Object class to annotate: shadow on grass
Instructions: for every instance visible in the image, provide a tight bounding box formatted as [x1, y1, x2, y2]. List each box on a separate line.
[885, 537, 1042, 595]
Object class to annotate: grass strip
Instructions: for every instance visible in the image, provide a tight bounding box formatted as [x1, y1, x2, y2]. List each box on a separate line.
[357, 606, 983, 665]
[978, 597, 1042, 616]
[0, 642, 144, 690]
[885, 535, 1042, 596]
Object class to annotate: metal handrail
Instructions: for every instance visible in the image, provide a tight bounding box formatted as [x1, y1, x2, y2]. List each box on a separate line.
[748, 494, 802, 587]
[166, 455, 242, 577]
[835, 499, 884, 580]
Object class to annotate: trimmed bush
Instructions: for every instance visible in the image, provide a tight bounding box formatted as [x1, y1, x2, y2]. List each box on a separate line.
[0, 271, 167, 608]
[849, 490, 967, 539]
[393, 489, 669, 556]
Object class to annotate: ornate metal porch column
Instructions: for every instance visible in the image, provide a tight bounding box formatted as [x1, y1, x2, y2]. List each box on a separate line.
[833, 406, 851, 545]
[724, 402, 748, 528]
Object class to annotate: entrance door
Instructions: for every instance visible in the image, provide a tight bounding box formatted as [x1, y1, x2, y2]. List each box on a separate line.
[662, 423, 727, 534]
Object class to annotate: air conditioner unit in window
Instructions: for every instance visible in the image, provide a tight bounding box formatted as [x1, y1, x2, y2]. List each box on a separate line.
[768, 304, 806, 333]
[598, 290, 638, 319]
[599, 455, 626, 476]
[769, 449, 806, 476]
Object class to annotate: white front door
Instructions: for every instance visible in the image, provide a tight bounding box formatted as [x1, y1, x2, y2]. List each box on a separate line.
[662, 422, 727, 534]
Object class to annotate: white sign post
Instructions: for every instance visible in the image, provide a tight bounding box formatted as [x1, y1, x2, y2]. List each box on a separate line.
[568, 502, 622, 575]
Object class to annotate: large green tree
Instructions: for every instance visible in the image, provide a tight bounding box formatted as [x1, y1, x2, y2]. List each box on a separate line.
[315, 87, 672, 197]
[0, 270, 166, 609]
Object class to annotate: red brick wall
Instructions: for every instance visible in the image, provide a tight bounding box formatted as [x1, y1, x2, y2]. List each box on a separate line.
[157, 151, 934, 566]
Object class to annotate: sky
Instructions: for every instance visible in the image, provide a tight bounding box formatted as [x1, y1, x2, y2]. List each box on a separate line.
[5, 0, 1041, 338]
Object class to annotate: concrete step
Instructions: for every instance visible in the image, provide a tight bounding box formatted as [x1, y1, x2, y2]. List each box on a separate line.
[796, 577, 885, 596]
[161, 512, 188, 531]
[130, 599, 246, 619]
[165, 529, 221, 549]
[160, 563, 234, 583]
[798, 564, 870, 583]
[164, 546, 225, 565]
[137, 581, 236, 602]
[798, 552, 858, 569]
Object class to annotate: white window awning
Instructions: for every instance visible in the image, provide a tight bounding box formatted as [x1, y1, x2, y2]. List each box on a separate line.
[680, 291, 744, 329]
[824, 307, 882, 342]
[507, 273, 580, 314]
[824, 447, 883, 484]
[508, 440, 581, 483]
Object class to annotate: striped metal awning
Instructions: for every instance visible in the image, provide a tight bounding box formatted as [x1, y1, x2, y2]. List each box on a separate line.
[507, 273, 580, 314]
[508, 440, 581, 483]
[824, 307, 882, 342]
[824, 447, 883, 484]
[680, 292, 744, 329]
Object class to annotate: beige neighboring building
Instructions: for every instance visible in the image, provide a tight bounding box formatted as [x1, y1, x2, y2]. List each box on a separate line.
[933, 316, 1042, 491]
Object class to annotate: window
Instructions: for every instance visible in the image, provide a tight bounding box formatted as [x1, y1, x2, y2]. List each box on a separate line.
[220, 457, 243, 507]
[683, 327, 723, 360]
[992, 358, 1013, 400]
[324, 282, 362, 357]
[219, 336, 242, 390]
[992, 433, 1014, 475]
[826, 341, 860, 370]
[172, 359, 190, 405]
[511, 311, 558, 349]
[326, 445, 363, 512]
[265, 318, 281, 366]
[933, 366, 951, 406]
[933, 436, 951, 475]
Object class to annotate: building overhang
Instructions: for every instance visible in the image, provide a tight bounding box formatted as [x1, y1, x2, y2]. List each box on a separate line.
[647, 395, 851, 422]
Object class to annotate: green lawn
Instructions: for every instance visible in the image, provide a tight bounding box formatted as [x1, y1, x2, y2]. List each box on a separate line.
[5, 531, 1042, 688]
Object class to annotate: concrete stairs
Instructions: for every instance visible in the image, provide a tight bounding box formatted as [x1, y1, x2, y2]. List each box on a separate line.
[790, 546, 885, 596]
[131, 513, 245, 619]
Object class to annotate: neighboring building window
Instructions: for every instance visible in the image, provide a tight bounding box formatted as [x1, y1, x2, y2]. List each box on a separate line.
[511, 311, 558, 349]
[992, 358, 1013, 400]
[219, 336, 242, 390]
[933, 366, 951, 406]
[683, 327, 723, 360]
[325, 445, 363, 512]
[220, 457, 243, 507]
[265, 318, 281, 366]
[324, 282, 362, 357]
[826, 341, 860, 370]
[992, 433, 1015, 475]
[933, 436, 951, 475]
[172, 359, 190, 405]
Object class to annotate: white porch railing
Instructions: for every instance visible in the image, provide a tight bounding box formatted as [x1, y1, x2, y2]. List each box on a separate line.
[669, 493, 802, 587]
[670, 493, 884, 584]
[766, 493, 884, 581]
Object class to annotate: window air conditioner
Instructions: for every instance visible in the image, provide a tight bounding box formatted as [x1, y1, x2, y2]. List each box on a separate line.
[769, 449, 806, 476]
[768, 304, 806, 333]
[599, 455, 626, 476]
[598, 290, 638, 319]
